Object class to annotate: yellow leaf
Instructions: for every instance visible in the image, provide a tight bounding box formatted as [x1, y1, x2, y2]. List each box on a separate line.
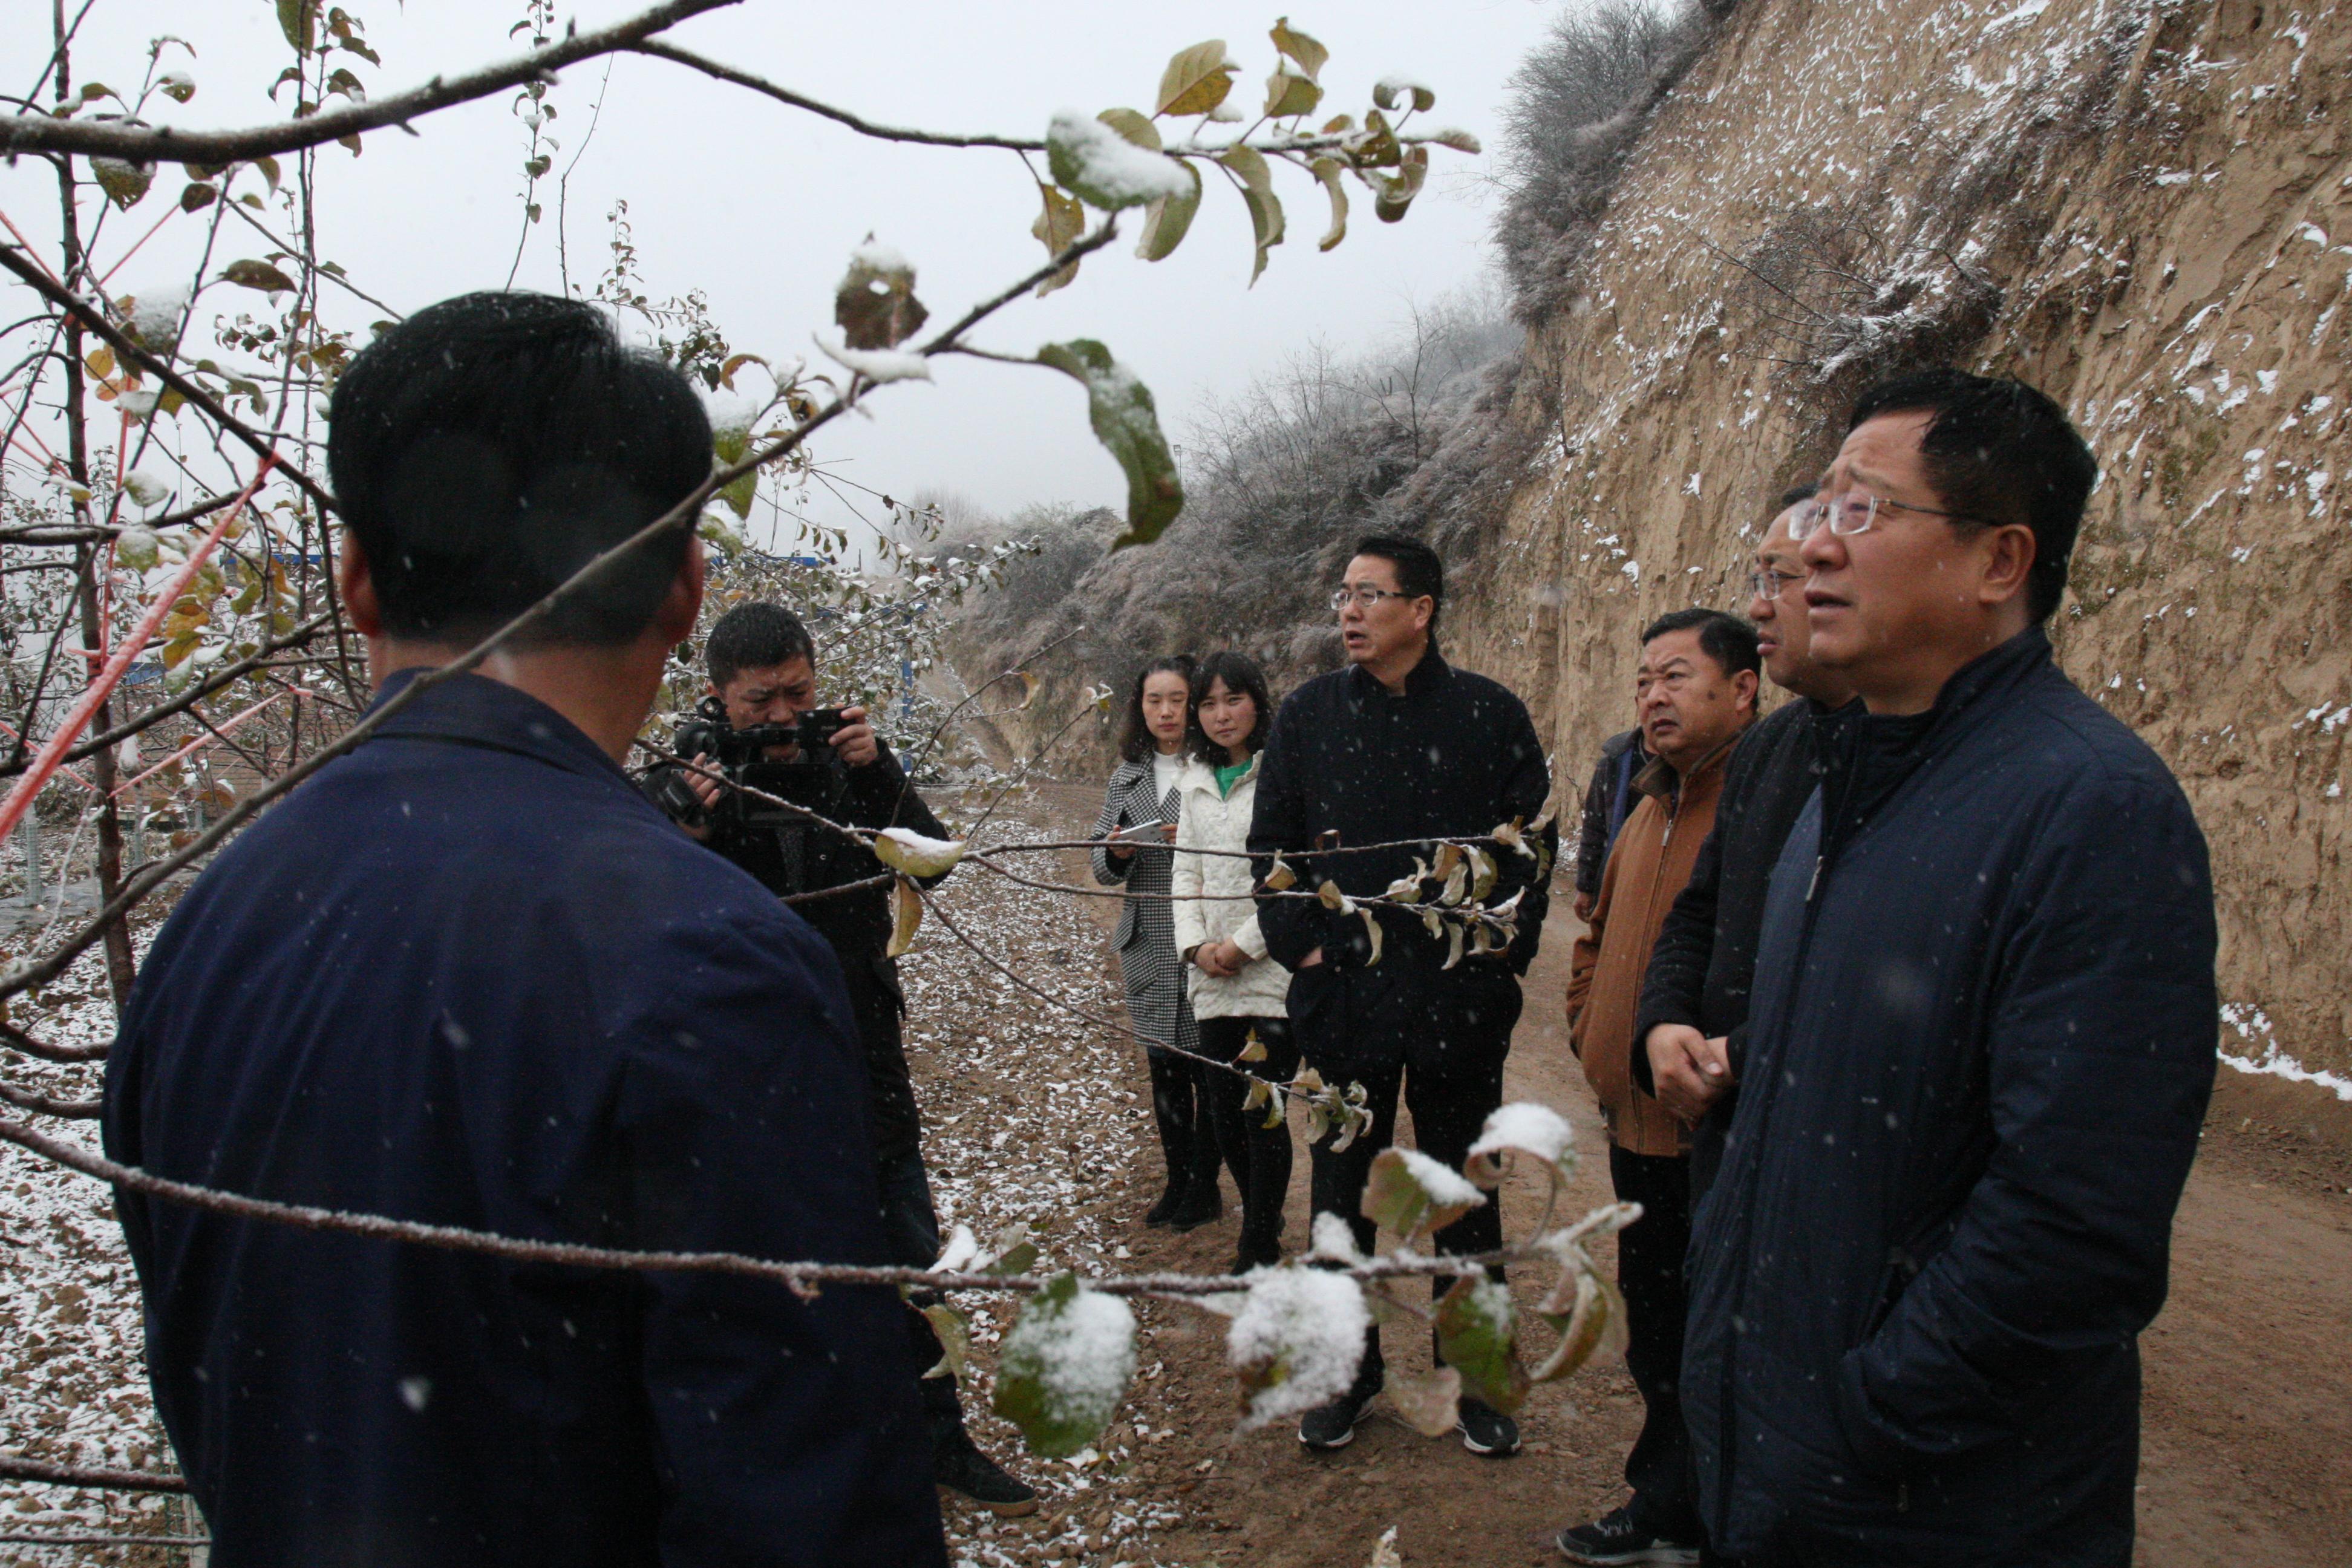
[1156, 39, 1236, 117]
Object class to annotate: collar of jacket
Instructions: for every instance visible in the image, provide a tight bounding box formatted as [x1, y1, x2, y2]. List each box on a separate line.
[1179, 751, 1260, 795]
[365, 667, 633, 789]
[1630, 732, 1737, 806]
[1344, 644, 1452, 704]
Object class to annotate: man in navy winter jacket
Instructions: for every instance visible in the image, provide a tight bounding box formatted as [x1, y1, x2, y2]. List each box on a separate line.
[103, 293, 946, 1566]
[1682, 371, 2216, 1567]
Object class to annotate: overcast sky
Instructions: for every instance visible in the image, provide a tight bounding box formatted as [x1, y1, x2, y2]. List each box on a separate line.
[5, 0, 1564, 548]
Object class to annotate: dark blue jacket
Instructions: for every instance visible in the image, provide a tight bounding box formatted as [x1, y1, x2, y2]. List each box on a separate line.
[104, 671, 946, 1568]
[1683, 630, 2216, 1567]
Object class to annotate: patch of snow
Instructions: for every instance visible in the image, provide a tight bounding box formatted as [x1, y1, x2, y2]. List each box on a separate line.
[851, 238, 911, 275]
[2218, 1004, 2352, 1101]
[1226, 1267, 1370, 1428]
[124, 281, 189, 347]
[814, 333, 933, 385]
[1046, 110, 1193, 207]
[1393, 1147, 1485, 1210]
[1470, 1102, 1575, 1168]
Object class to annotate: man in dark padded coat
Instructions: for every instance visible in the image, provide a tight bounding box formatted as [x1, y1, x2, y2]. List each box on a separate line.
[1682, 370, 2216, 1568]
[105, 293, 946, 1567]
[1249, 534, 1553, 1461]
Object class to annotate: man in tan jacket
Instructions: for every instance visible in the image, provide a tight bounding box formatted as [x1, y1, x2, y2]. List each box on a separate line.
[1561, 607, 1758, 1566]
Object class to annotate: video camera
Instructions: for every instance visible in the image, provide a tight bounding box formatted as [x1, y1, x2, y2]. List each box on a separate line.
[655, 697, 849, 831]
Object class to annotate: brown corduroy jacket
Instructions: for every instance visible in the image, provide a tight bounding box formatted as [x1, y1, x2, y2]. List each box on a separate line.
[1567, 740, 1734, 1158]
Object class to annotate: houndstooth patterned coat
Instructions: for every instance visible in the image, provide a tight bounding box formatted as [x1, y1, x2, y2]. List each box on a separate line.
[1090, 758, 1199, 1061]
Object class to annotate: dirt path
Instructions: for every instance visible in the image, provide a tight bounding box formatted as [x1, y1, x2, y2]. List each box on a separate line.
[941, 783, 2352, 1568]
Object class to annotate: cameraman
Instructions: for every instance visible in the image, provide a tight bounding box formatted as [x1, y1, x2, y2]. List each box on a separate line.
[647, 602, 1035, 1517]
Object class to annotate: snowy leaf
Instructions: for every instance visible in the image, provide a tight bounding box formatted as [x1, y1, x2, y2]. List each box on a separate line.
[1435, 1272, 1526, 1414]
[1269, 16, 1328, 81]
[1238, 1028, 1268, 1064]
[1218, 146, 1285, 284]
[121, 471, 169, 509]
[993, 1272, 1135, 1458]
[1263, 852, 1297, 891]
[1422, 125, 1481, 154]
[1134, 160, 1202, 264]
[1385, 1365, 1462, 1437]
[1227, 1265, 1369, 1428]
[1047, 109, 1193, 210]
[1351, 109, 1402, 170]
[1373, 146, 1429, 224]
[91, 157, 154, 209]
[697, 511, 748, 554]
[1359, 906, 1383, 967]
[115, 526, 160, 571]
[1368, 1523, 1406, 1568]
[1035, 339, 1184, 548]
[1371, 73, 1436, 113]
[158, 70, 196, 103]
[1316, 878, 1353, 912]
[834, 236, 929, 351]
[276, 0, 316, 51]
[1155, 39, 1237, 117]
[1264, 65, 1321, 119]
[886, 874, 923, 958]
[220, 258, 296, 295]
[1243, 1079, 1272, 1114]
[1531, 1267, 1626, 1384]
[921, 1302, 972, 1384]
[1465, 1102, 1575, 1190]
[1311, 157, 1349, 253]
[1095, 107, 1160, 151]
[1361, 1146, 1486, 1243]
[873, 826, 967, 877]
[1030, 181, 1086, 296]
[1466, 843, 1498, 902]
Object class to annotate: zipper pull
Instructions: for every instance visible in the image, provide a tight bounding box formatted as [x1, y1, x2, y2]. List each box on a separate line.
[1806, 854, 1823, 902]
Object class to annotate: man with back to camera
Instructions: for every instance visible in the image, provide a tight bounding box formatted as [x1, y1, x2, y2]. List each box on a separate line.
[1555, 608, 1757, 1567]
[1630, 483, 1855, 1210]
[103, 292, 948, 1567]
[1247, 534, 1555, 1459]
[1681, 370, 2218, 1567]
[642, 601, 1035, 1517]
[1573, 723, 1650, 923]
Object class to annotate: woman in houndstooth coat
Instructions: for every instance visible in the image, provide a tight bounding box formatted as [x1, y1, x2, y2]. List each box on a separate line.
[1091, 655, 1222, 1230]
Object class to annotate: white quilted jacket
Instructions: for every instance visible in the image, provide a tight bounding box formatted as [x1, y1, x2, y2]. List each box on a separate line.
[1169, 754, 1292, 1019]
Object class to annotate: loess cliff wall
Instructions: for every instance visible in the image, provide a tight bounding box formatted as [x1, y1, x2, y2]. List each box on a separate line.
[1445, 0, 2352, 1082]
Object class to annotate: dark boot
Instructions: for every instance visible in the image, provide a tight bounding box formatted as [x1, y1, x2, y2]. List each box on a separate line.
[921, 1362, 1036, 1517]
[1146, 1050, 1207, 1226]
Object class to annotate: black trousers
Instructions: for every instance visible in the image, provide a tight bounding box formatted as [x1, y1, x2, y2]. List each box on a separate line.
[1146, 1049, 1225, 1204]
[1312, 1049, 1510, 1394]
[1610, 1145, 1702, 1543]
[1196, 1015, 1301, 1267]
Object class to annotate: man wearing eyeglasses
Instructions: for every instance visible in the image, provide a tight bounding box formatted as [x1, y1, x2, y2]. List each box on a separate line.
[1681, 371, 2216, 1568]
[1248, 534, 1553, 1460]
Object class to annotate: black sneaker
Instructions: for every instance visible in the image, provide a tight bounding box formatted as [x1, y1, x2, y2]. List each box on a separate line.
[932, 1429, 1037, 1517]
[1554, 1506, 1699, 1565]
[1455, 1397, 1521, 1457]
[1296, 1383, 1376, 1450]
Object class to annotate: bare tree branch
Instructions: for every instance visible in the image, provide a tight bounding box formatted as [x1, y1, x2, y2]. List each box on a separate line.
[629, 41, 1047, 151]
[0, 0, 740, 163]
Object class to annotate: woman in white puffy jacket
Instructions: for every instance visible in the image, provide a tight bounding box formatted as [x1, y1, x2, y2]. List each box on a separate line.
[1170, 652, 1297, 1272]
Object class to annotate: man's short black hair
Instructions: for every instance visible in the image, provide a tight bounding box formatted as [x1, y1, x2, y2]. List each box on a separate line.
[1348, 534, 1445, 636]
[1846, 368, 2096, 623]
[1641, 607, 1760, 679]
[705, 602, 817, 690]
[327, 291, 712, 646]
